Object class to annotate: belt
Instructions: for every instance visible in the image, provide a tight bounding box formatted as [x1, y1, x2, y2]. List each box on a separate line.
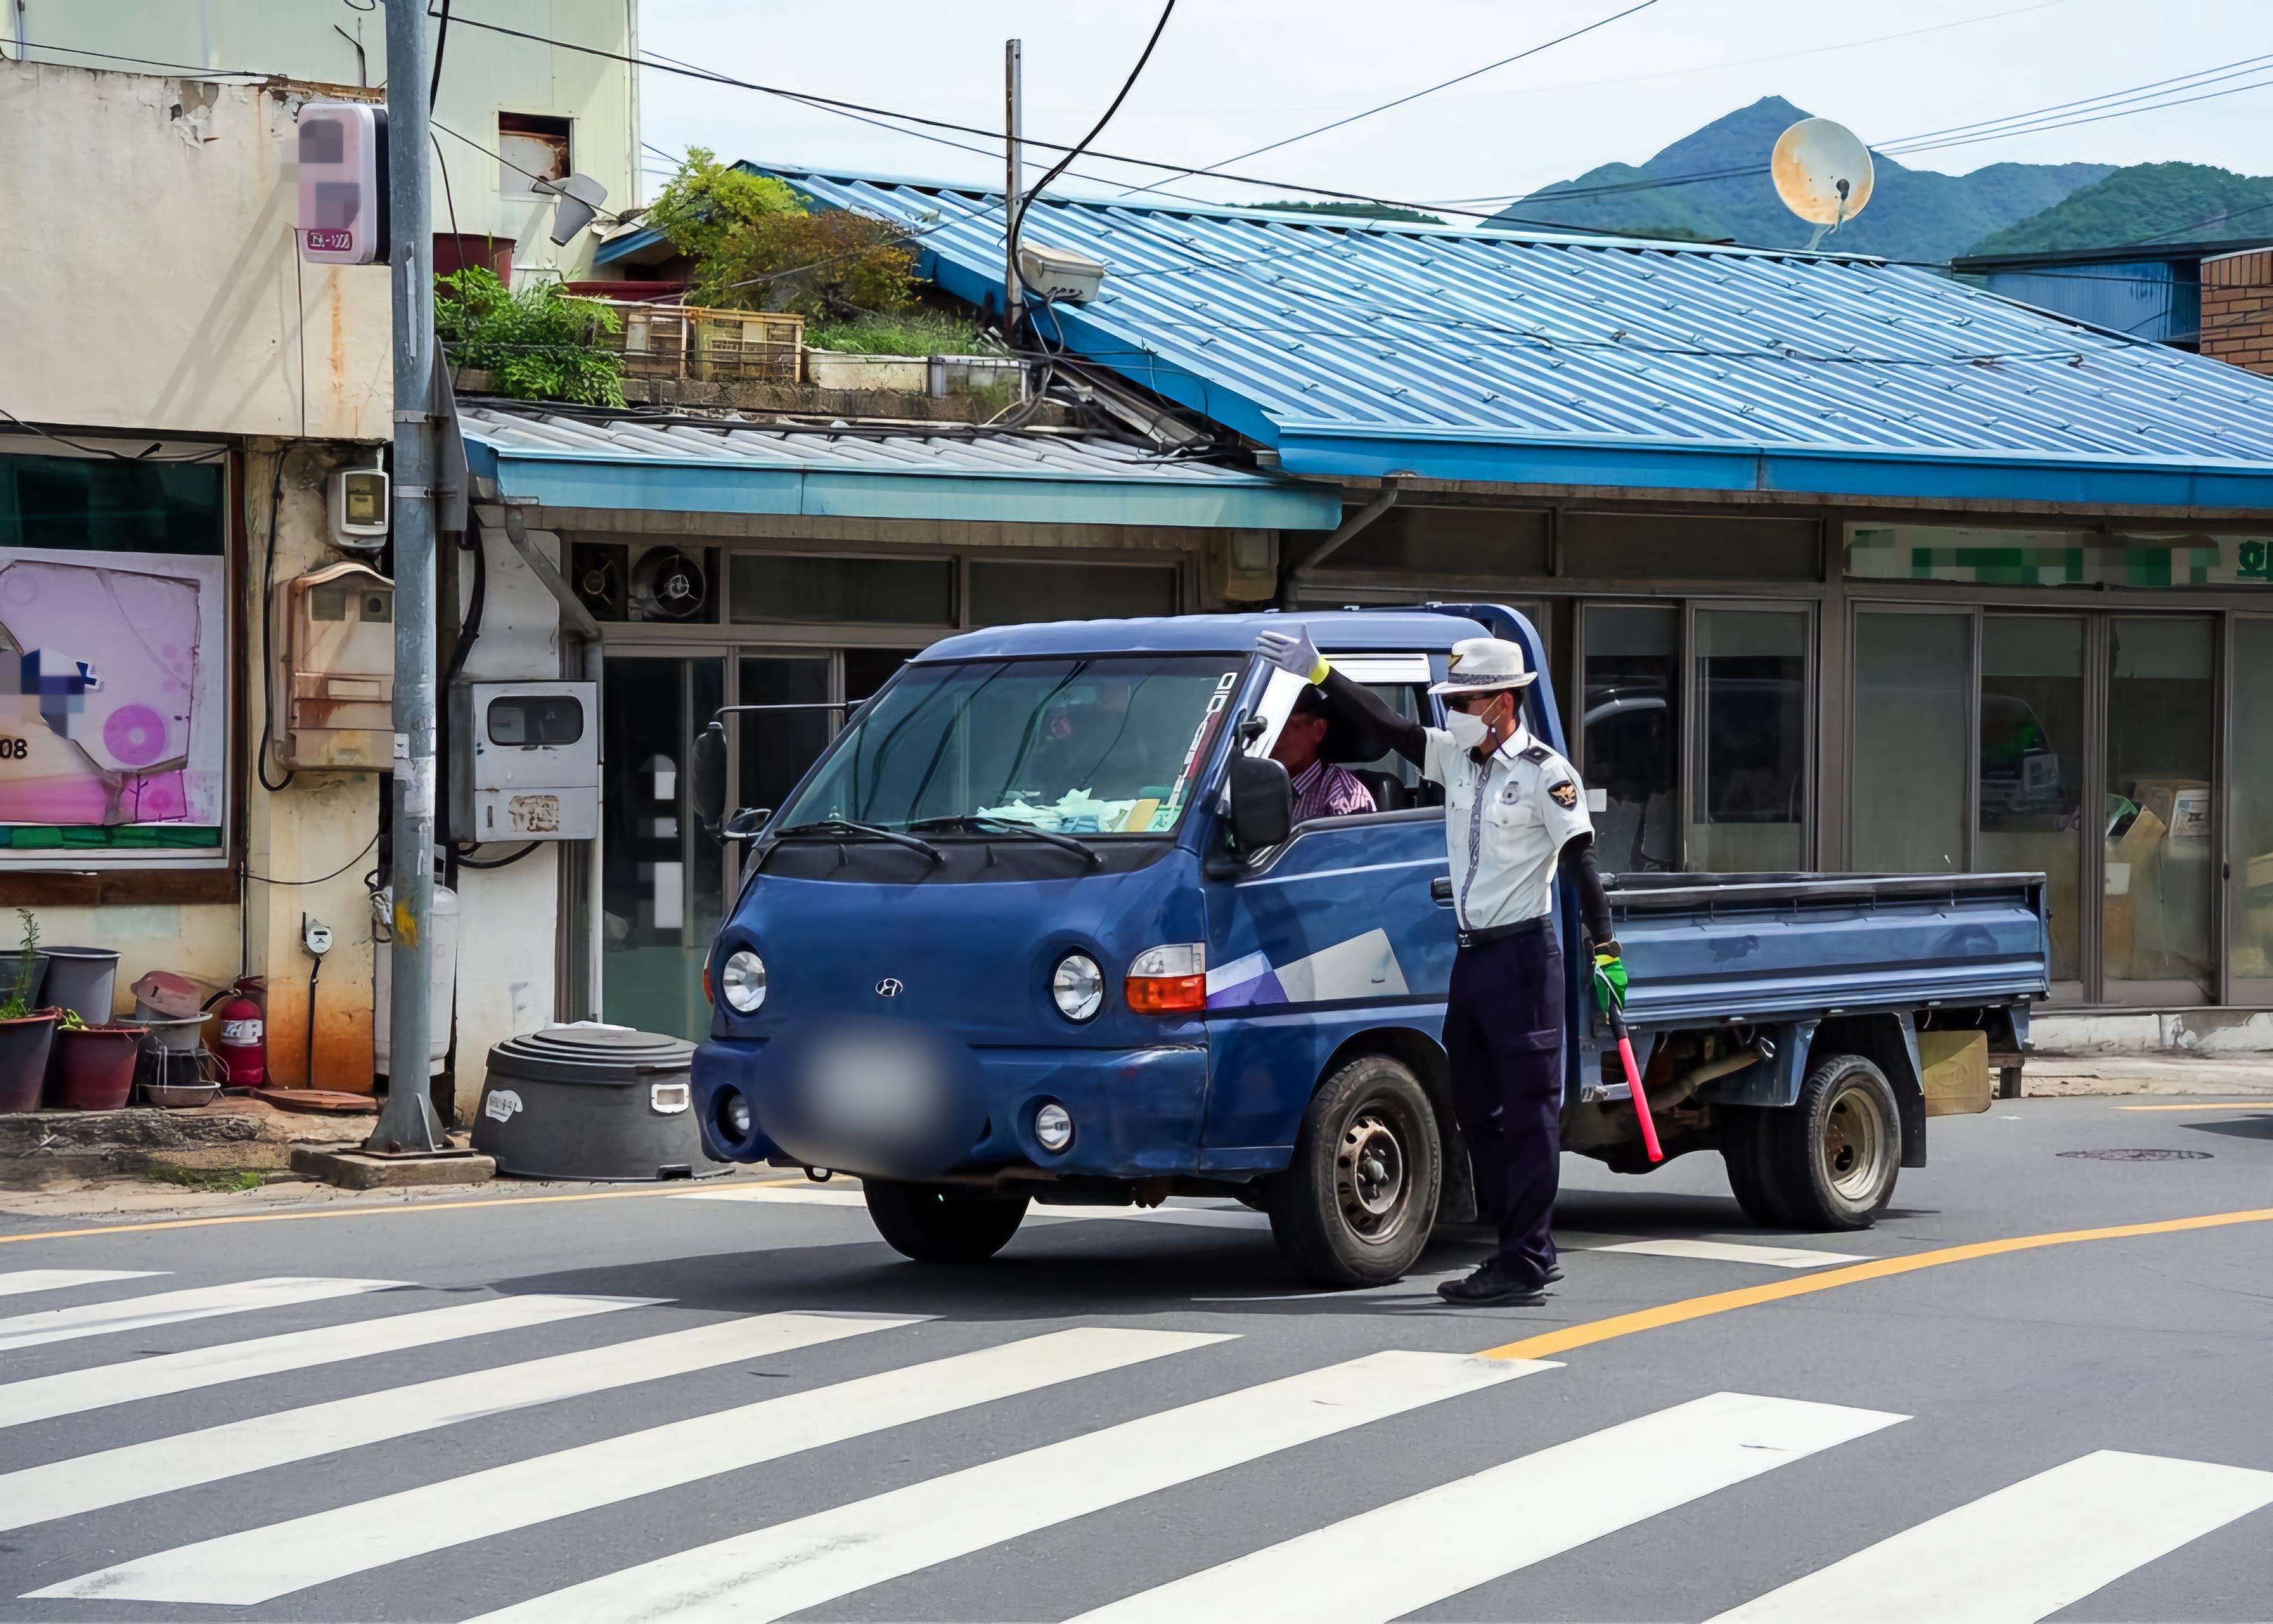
[1456, 915, 1553, 949]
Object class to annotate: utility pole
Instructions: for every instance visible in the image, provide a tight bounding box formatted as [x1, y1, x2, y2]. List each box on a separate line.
[369, 0, 446, 1156]
[1003, 38, 1023, 337]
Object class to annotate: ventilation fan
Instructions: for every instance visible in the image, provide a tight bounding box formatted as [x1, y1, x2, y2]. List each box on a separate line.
[631, 546, 710, 621]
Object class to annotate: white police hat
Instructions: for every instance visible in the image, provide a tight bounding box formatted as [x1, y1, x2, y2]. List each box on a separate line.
[1427, 636, 1537, 695]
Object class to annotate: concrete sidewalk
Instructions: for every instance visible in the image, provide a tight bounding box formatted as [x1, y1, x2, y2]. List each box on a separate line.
[2020, 1053, 2273, 1097]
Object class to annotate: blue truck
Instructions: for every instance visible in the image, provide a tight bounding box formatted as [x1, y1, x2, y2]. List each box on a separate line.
[688, 605, 2048, 1287]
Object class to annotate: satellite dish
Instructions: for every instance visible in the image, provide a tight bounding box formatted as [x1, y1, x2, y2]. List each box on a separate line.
[1772, 118, 1873, 247]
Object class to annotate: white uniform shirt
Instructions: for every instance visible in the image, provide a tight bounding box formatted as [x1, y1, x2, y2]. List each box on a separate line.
[1421, 723, 1593, 932]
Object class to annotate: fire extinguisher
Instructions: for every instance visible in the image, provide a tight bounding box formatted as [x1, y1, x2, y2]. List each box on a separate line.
[212, 977, 266, 1090]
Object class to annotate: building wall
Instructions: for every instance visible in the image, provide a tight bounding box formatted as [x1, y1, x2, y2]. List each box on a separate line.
[0, 62, 392, 441]
[2, 1, 639, 281]
[2202, 249, 2273, 378]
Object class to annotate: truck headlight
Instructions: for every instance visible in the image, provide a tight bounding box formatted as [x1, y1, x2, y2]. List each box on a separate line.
[1051, 952, 1104, 1022]
[720, 949, 767, 1013]
[719, 1090, 753, 1140]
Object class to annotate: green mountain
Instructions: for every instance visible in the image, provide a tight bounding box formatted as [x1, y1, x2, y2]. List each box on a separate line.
[1966, 162, 2273, 255]
[1495, 96, 2116, 263]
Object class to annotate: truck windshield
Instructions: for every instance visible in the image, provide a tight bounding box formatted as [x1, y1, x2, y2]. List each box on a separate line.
[777, 656, 1243, 836]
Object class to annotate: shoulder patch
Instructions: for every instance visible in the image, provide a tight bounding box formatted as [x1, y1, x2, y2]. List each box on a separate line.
[1517, 744, 1552, 764]
[1549, 779, 1580, 810]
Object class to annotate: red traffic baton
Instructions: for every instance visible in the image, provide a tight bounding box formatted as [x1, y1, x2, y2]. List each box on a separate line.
[1598, 982, 1664, 1164]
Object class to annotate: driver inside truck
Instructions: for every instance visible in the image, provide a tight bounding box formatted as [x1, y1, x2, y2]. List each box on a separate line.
[1259, 626, 1623, 1309]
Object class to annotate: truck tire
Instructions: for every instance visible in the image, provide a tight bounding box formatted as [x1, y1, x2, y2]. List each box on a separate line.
[1766, 1054, 1901, 1230]
[1270, 1055, 1441, 1287]
[864, 1180, 1029, 1263]
[1721, 1109, 1793, 1228]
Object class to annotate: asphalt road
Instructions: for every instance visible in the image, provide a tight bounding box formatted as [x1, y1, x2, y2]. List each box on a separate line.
[0, 1094, 2267, 1623]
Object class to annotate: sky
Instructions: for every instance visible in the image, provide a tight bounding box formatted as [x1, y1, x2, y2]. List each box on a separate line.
[636, 0, 2273, 216]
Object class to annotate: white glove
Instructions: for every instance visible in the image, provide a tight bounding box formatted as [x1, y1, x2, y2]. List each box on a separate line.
[1256, 628, 1329, 685]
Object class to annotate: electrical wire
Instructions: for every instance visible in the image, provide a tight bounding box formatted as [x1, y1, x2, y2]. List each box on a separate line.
[1121, 0, 1661, 200]
[0, 405, 227, 463]
[244, 831, 379, 886]
[452, 842, 542, 869]
[428, 0, 451, 111]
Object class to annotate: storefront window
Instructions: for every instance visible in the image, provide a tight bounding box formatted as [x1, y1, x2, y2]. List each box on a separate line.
[2229, 620, 2273, 1000]
[1979, 617, 2085, 991]
[1581, 605, 1677, 872]
[969, 561, 1177, 627]
[1690, 608, 1807, 872]
[2104, 617, 2214, 1003]
[601, 655, 724, 1040]
[1853, 613, 1969, 874]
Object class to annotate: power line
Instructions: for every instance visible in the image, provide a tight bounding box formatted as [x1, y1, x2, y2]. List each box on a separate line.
[1118, 0, 1662, 201]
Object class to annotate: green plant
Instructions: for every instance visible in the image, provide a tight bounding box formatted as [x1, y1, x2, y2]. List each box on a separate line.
[805, 310, 984, 356]
[1, 907, 36, 1020]
[56, 1008, 85, 1032]
[646, 150, 922, 319]
[147, 1167, 265, 1193]
[436, 268, 627, 407]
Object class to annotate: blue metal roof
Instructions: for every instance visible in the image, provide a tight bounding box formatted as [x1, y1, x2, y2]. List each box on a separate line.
[916, 607, 1483, 660]
[457, 407, 1341, 530]
[759, 166, 2273, 510]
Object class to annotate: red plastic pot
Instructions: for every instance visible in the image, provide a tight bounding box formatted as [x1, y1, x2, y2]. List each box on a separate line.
[0, 1010, 58, 1114]
[57, 1025, 140, 1111]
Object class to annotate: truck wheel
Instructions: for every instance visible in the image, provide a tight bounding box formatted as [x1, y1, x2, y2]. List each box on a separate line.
[1721, 1109, 1793, 1228]
[863, 1180, 1029, 1263]
[1766, 1054, 1900, 1230]
[1270, 1055, 1441, 1287]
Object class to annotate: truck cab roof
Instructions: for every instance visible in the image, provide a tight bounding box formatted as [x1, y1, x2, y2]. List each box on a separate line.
[913, 608, 1492, 663]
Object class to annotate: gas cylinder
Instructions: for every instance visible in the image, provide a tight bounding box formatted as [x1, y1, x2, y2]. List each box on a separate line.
[214, 977, 266, 1089]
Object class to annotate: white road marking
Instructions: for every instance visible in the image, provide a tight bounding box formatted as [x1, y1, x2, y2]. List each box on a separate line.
[1585, 1239, 1872, 1268]
[464, 1349, 1555, 1624]
[675, 1185, 868, 1206]
[0, 1294, 655, 1429]
[1705, 1449, 2273, 1623]
[0, 1310, 913, 1535]
[1076, 1391, 1905, 1624]
[0, 1269, 166, 1298]
[0, 1276, 403, 1353]
[38, 1327, 1231, 1606]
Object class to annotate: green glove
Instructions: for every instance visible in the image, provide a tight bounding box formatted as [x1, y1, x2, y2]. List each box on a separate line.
[1591, 945, 1628, 1014]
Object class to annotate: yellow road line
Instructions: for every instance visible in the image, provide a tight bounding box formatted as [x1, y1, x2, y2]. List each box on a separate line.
[1479, 1206, 2273, 1363]
[0, 1177, 813, 1246]
[2115, 1101, 2273, 1111]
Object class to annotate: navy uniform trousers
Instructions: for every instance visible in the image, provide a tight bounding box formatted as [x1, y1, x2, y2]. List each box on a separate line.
[1442, 921, 1563, 1288]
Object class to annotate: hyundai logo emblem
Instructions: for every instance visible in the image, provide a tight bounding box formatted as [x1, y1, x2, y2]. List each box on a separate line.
[874, 978, 904, 998]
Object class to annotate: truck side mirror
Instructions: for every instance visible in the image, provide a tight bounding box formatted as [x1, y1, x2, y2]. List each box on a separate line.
[691, 720, 727, 821]
[723, 806, 771, 842]
[1225, 755, 1292, 852]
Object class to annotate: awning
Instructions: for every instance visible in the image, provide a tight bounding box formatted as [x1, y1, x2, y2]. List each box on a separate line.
[456, 408, 1342, 531]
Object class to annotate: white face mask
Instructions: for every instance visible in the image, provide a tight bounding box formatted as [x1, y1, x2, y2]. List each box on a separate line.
[1444, 708, 1490, 751]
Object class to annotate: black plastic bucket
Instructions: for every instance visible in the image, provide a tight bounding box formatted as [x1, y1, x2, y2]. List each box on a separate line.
[471, 1025, 722, 1181]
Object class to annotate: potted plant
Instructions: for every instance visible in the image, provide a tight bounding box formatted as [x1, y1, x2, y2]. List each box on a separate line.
[0, 909, 59, 1114]
[54, 1008, 141, 1111]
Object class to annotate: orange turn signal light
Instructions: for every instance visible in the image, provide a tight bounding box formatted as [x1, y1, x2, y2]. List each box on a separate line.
[701, 965, 714, 1006]
[1125, 973, 1206, 1014]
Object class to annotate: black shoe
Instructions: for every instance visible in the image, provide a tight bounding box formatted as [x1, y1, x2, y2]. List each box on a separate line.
[1436, 1261, 1547, 1307]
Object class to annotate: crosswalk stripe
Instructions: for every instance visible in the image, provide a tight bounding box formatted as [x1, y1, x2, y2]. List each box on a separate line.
[1704, 1448, 2273, 1623]
[1586, 1240, 1872, 1268]
[1074, 1390, 1905, 1624]
[463, 1348, 1557, 1624]
[38, 1326, 1232, 1605]
[0, 1309, 913, 1535]
[0, 1276, 404, 1353]
[0, 1269, 167, 1298]
[0, 1293, 655, 1430]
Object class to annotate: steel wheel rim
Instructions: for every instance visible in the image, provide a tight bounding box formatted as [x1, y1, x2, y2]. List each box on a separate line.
[1335, 1104, 1411, 1243]
[1821, 1081, 1891, 1203]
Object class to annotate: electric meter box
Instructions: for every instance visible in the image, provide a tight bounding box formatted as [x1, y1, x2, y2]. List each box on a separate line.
[450, 681, 600, 842]
[275, 561, 394, 771]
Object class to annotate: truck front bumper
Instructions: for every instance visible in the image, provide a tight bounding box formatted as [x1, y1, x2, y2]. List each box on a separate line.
[692, 1036, 1213, 1181]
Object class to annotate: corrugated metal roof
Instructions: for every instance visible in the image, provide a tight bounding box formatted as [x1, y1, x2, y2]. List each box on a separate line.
[456, 407, 1341, 529]
[761, 167, 2273, 506]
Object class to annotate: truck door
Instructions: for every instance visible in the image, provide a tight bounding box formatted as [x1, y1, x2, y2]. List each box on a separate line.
[1196, 656, 1454, 1171]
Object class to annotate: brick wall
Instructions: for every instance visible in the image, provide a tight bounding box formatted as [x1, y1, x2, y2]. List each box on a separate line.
[2201, 247, 2273, 376]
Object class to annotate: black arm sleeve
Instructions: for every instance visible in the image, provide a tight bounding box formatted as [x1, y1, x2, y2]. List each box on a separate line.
[1319, 668, 1428, 768]
[1559, 833, 1615, 947]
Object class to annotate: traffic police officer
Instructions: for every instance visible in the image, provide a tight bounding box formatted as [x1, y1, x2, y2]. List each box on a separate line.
[1258, 626, 1621, 1306]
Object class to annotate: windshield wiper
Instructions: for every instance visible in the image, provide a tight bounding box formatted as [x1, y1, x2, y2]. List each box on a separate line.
[909, 815, 1103, 866]
[773, 819, 943, 865]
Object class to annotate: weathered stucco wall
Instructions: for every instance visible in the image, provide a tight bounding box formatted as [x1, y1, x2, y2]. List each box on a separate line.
[0, 63, 392, 442]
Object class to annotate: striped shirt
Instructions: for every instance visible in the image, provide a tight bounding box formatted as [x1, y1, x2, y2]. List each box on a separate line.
[1289, 758, 1377, 823]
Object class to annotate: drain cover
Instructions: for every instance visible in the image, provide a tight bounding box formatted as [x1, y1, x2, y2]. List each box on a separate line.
[2057, 1148, 2214, 1162]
